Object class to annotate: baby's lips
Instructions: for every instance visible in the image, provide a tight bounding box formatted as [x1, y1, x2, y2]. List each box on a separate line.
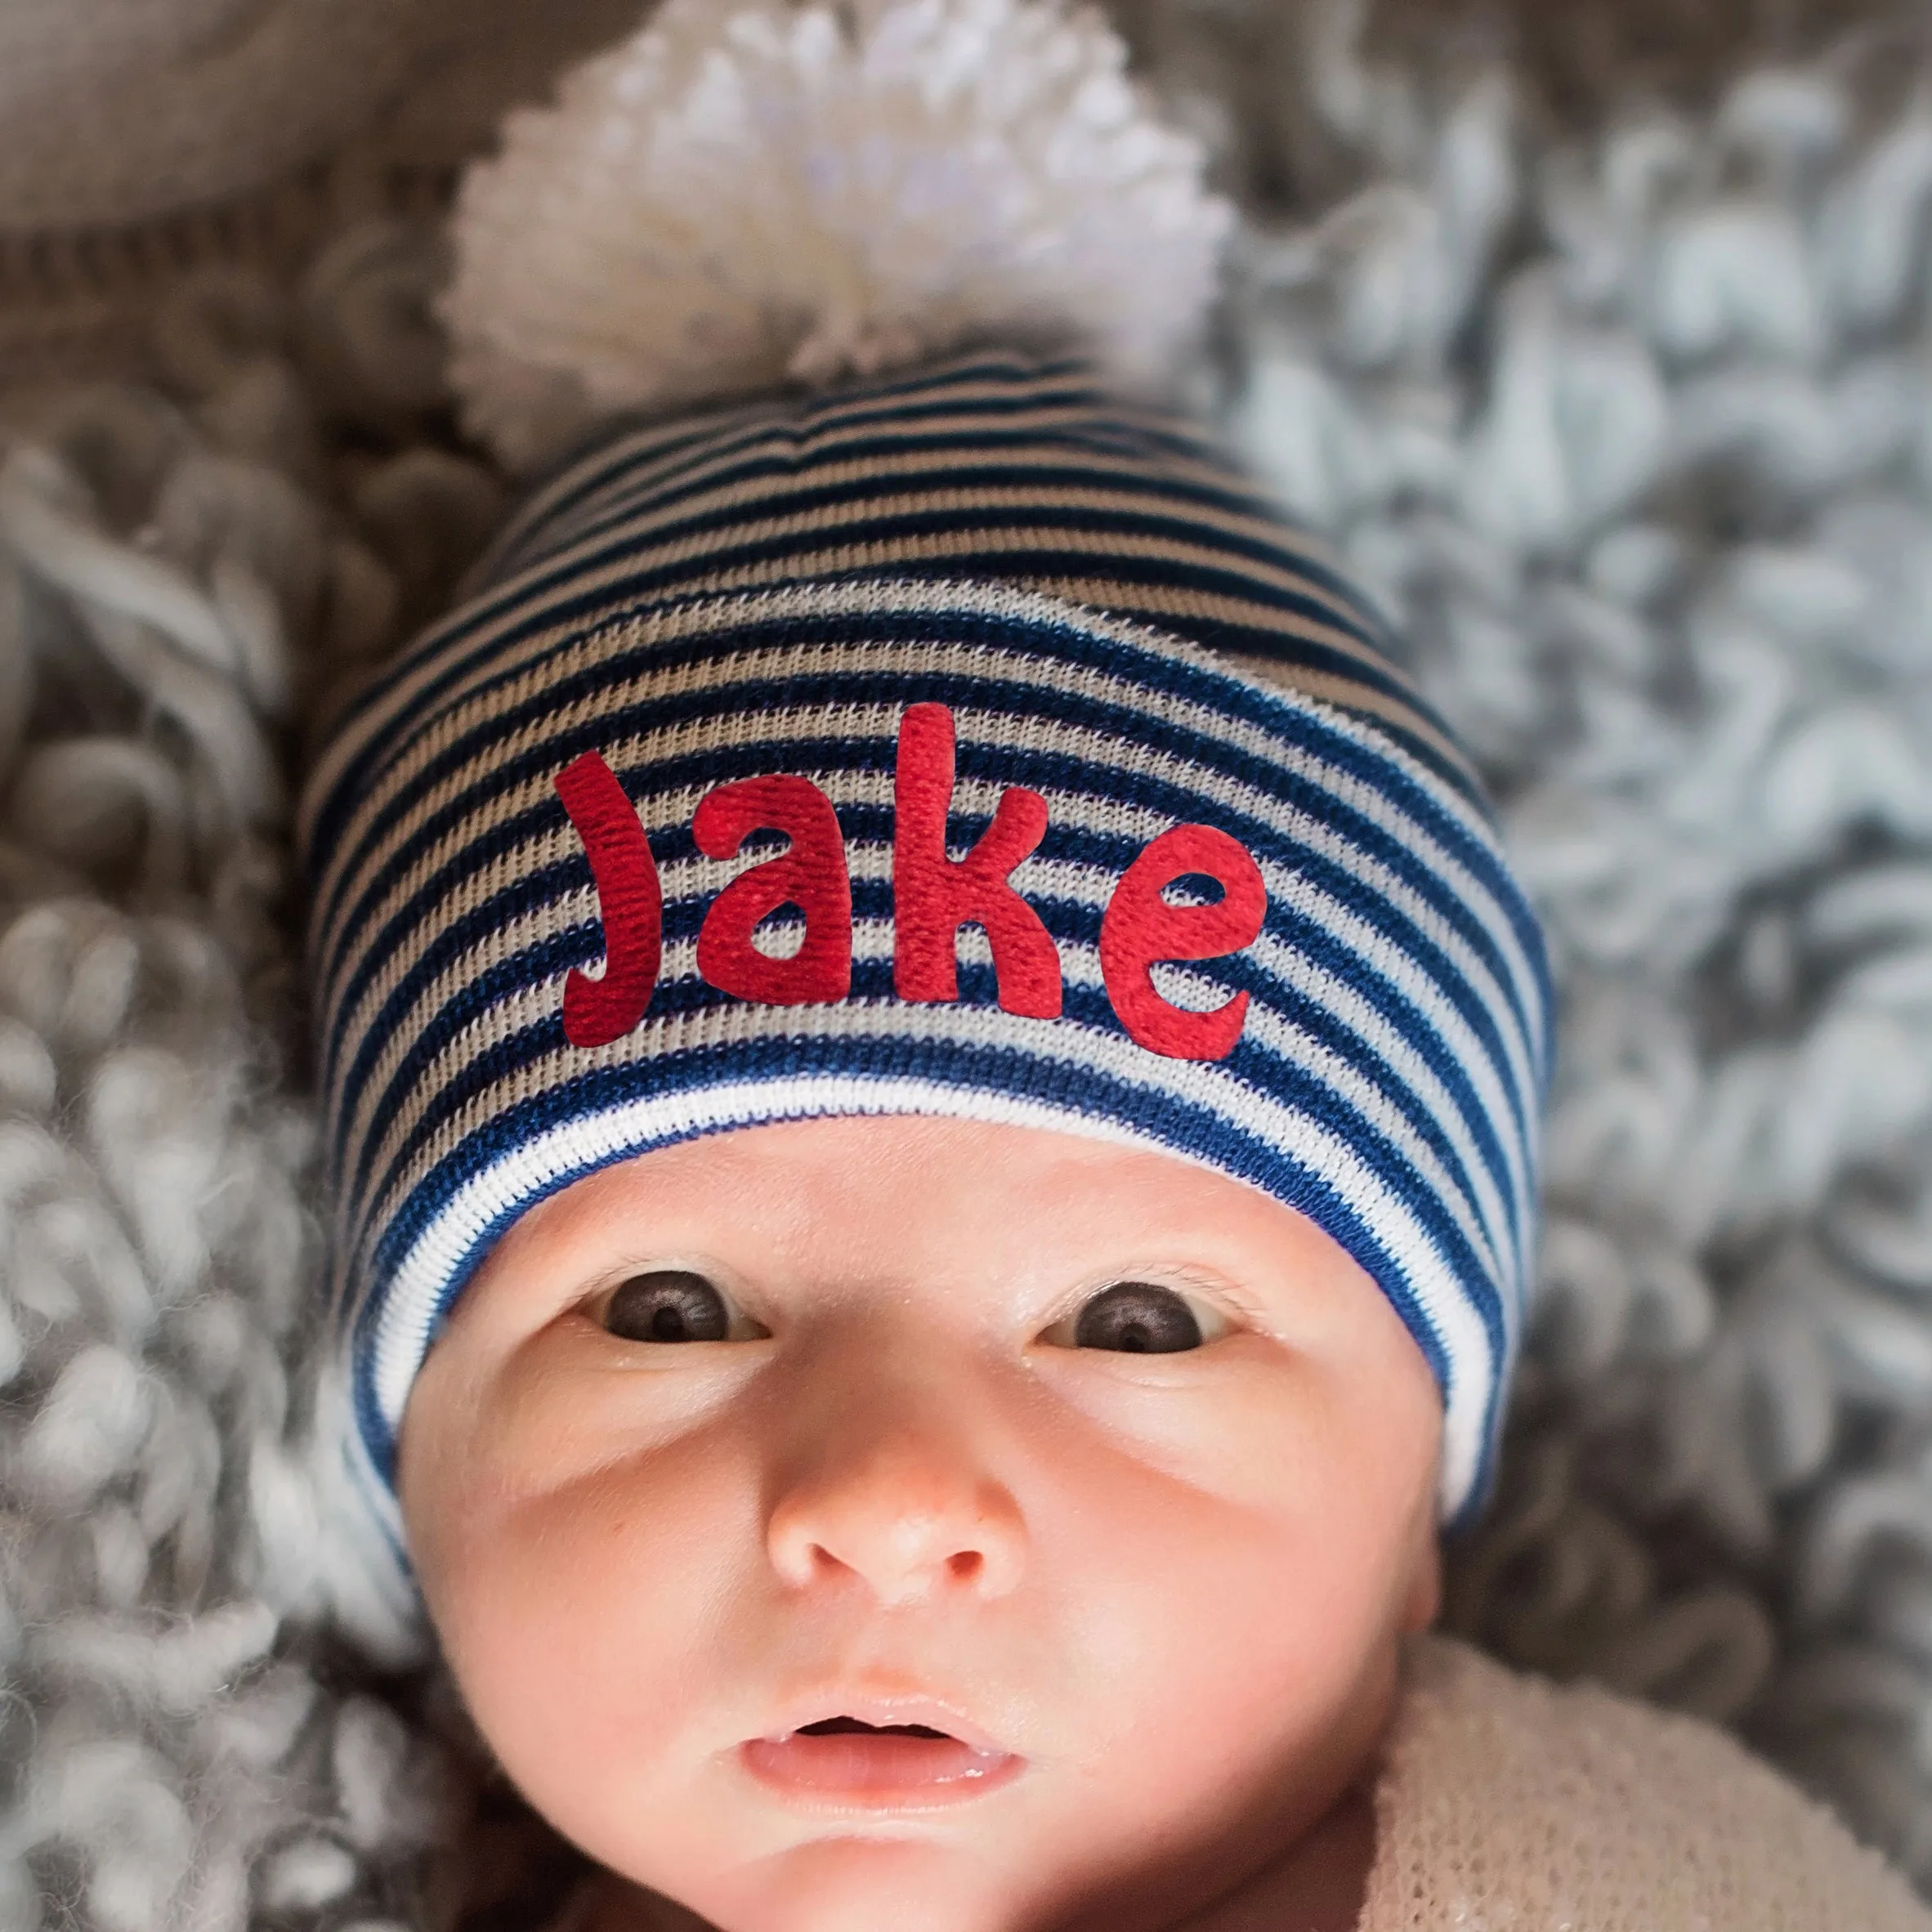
[740, 1728, 1020, 1803]
[741, 1688, 1023, 1804]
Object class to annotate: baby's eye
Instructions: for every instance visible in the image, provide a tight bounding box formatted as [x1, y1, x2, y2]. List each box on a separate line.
[600, 1269, 740, 1343]
[1045, 1281, 1223, 1353]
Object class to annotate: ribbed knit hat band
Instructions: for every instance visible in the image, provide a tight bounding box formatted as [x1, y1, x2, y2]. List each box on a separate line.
[302, 355, 1551, 1541]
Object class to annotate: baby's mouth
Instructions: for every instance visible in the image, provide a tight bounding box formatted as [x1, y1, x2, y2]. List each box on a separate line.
[743, 1708, 1021, 1804]
[798, 1716, 954, 1737]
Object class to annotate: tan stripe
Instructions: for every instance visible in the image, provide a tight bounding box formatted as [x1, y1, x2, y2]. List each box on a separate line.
[489, 489, 1397, 679]
[1217, 651, 1473, 790]
[497, 444, 1366, 630]
[342, 676, 1523, 1277]
[320, 673, 865, 1066]
[312, 381, 1381, 835]
[494, 371, 1135, 562]
[308, 522, 1407, 951]
[518, 430, 1228, 566]
[308, 570, 1451, 986]
[306, 543, 1443, 975]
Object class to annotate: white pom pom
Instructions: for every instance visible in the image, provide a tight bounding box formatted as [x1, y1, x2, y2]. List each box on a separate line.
[441, 0, 1234, 469]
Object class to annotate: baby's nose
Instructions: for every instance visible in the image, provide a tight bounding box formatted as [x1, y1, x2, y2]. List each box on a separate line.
[764, 1416, 1026, 1606]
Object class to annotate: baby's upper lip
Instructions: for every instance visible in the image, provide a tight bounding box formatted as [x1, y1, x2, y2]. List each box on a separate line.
[757, 1685, 1015, 1758]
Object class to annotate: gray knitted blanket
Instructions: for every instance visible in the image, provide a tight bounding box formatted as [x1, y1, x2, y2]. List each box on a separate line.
[3, 2, 1932, 1926]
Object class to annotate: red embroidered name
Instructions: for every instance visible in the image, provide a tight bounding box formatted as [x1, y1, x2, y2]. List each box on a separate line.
[553, 705, 1266, 1061]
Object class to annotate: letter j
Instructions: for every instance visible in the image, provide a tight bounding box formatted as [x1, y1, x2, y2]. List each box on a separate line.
[554, 750, 664, 1048]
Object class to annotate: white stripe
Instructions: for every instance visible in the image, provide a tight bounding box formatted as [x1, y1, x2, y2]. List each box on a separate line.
[306, 587, 1411, 969]
[324, 745, 1525, 1178]
[360, 1068, 1497, 1516]
[338, 894, 1516, 1318]
[350, 395, 1387, 792]
[319, 713, 1538, 1264]
[313, 576, 1538, 1529]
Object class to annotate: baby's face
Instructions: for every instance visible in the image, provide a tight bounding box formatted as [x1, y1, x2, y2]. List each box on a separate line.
[398, 1117, 1442, 1932]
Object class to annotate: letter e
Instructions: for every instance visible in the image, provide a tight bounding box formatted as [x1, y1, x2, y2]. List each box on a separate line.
[1100, 825, 1265, 1060]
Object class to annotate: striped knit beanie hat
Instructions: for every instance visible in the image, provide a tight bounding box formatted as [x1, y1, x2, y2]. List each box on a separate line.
[302, 0, 1552, 1563]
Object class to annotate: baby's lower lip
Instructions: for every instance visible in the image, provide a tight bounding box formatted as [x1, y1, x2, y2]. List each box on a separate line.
[740, 1727, 1021, 1804]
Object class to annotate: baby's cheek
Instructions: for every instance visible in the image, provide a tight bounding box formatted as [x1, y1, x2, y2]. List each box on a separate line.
[1032, 1362, 1417, 1704]
[1019, 1426, 1408, 1882]
[1035, 1334, 1433, 1530]
[405, 1375, 755, 1805]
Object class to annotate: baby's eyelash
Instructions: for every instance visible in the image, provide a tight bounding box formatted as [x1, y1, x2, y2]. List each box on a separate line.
[1093, 1265, 1263, 1331]
[1169, 1268, 1268, 1330]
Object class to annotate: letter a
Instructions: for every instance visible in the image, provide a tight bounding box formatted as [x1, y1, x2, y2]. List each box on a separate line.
[892, 703, 1062, 1019]
[695, 776, 852, 1004]
[554, 750, 663, 1048]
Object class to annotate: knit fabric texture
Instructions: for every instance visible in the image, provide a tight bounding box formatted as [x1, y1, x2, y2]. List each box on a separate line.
[301, 349, 1551, 1549]
[1358, 1634, 1932, 1930]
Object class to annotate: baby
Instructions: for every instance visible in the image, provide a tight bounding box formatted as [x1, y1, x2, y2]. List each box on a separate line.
[401, 1114, 1438, 1932]
[298, 5, 1932, 1928]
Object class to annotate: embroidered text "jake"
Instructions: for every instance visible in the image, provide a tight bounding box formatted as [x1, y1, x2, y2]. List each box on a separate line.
[554, 703, 1265, 1062]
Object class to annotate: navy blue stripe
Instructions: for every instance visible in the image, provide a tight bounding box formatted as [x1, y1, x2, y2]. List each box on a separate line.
[490, 352, 1117, 566]
[557, 506, 1386, 658]
[349, 1026, 1498, 1481]
[313, 485, 1417, 861]
[318, 652, 1540, 1158]
[506, 454, 1393, 655]
[313, 360, 1544, 1517]
[318, 665, 1537, 1169]
[506, 347, 1373, 619]
[503, 389, 1365, 593]
[308, 374, 1424, 856]
[501, 368, 1134, 559]
[309, 584, 1459, 925]
[519, 422, 1395, 646]
[505, 434, 1366, 608]
[485, 345, 1400, 642]
[357, 1017, 1501, 1390]
[308, 593, 1395, 968]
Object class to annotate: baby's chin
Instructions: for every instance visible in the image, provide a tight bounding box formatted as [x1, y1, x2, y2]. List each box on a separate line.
[591, 1838, 1044, 1932]
[584, 1763, 1382, 1932]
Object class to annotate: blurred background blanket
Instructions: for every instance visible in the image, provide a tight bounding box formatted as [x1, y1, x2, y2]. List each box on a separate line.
[6, 2, 1932, 1927]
